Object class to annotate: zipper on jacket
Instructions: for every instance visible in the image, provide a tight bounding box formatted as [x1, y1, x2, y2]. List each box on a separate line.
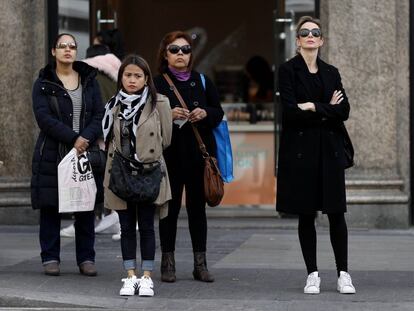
[81, 75, 92, 131]
[39, 136, 47, 157]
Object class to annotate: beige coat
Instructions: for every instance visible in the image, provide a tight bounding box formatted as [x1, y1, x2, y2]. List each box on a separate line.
[103, 94, 172, 218]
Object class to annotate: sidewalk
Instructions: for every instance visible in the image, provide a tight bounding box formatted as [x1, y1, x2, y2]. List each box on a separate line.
[0, 216, 413, 311]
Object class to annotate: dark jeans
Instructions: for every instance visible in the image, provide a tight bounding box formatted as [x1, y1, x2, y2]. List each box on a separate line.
[298, 212, 348, 276]
[117, 202, 155, 271]
[39, 208, 95, 265]
[159, 167, 207, 253]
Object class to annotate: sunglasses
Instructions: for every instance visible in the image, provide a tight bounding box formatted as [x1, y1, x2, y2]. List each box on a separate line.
[167, 45, 192, 55]
[55, 42, 77, 50]
[297, 28, 322, 38]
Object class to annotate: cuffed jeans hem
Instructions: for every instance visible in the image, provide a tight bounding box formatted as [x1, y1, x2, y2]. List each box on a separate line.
[42, 259, 59, 266]
[141, 260, 155, 272]
[123, 259, 137, 271]
[79, 260, 95, 266]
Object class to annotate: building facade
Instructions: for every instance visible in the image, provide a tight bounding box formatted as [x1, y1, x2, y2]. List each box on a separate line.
[0, 0, 411, 227]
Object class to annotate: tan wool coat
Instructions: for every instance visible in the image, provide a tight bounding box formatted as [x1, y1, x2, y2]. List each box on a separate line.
[103, 93, 172, 218]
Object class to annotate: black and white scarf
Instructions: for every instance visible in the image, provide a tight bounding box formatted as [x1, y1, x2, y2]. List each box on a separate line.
[102, 87, 149, 161]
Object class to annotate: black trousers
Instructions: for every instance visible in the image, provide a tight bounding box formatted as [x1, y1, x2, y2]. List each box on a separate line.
[298, 213, 348, 276]
[39, 208, 95, 265]
[117, 202, 156, 263]
[159, 166, 207, 253]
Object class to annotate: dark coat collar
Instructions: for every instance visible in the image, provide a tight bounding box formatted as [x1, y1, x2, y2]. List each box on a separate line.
[291, 53, 330, 72]
[291, 54, 332, 102]
[39, 61, 97, 87]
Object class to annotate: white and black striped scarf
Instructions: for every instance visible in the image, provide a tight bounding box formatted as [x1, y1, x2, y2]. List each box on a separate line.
[102, 88, 148, 161]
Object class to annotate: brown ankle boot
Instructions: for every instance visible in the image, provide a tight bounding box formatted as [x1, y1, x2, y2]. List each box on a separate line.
[44, 262, 60, 276]
[161, 252, 176, 282]
[193, 252, 214, 282]
[79, 262, 97, 277]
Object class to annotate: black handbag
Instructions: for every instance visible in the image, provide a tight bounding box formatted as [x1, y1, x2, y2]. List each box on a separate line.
[341, 123, 354, 169]
[87, 145, 107, 174]
[108, 150, 162, 204]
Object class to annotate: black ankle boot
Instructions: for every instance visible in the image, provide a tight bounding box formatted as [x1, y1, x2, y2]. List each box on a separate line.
[193, 252, 214, 282]
[161, 252, 176, 282]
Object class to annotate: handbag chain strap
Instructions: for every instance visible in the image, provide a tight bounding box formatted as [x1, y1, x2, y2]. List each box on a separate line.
[162, 73, 209, 158]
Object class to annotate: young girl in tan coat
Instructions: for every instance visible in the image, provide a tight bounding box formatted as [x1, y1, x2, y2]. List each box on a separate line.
[102, 55, 172, 297]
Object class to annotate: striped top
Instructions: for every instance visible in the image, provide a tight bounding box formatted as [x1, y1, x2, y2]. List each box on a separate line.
[67, 85, 83, 133]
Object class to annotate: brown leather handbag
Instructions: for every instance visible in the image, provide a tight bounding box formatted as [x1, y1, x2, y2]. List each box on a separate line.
[163, 74, 224, 206]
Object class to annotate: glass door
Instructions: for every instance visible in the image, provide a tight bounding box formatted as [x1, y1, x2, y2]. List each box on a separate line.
[273, 0, 318, 172]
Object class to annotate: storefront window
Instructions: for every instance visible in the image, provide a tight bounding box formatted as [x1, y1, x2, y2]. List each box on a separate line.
[58, 0, 90, 60]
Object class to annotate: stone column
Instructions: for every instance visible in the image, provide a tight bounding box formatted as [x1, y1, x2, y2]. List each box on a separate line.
[319, 0, 410, 227]
[0, 1, 47, 224]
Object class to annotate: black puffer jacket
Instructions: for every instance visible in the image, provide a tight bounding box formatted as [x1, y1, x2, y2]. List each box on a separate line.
[31, 61, 104, 210]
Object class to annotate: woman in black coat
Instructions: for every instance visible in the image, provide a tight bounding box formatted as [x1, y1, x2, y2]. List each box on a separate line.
[153, 31, 224, 283]
[31, 33, 103, 276]
[276, 17, 356, 294]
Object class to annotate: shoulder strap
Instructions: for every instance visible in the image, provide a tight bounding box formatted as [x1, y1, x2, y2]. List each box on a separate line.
[200, 73, 206, 90]
[162, 73, 209, 157]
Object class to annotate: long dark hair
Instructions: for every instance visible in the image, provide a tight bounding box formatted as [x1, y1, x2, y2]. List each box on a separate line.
[117, 54, 157, 110]
[156, 30, 194, 74]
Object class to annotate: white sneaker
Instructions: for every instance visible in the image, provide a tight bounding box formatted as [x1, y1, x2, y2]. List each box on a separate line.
[304, 271, 320, 294]
[95, 212, 120, 234]
[138, 275, 154, 297]
[119, 275, 139, 296]
[60, 224, 75, 237]
[112, 230, 121, 241]
[337, 271, 356, 294]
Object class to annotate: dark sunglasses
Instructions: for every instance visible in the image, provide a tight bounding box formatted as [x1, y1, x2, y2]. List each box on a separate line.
[56, 42, 77, 50]
[167, 45, 192, 55]
[297, 28, 322, 38]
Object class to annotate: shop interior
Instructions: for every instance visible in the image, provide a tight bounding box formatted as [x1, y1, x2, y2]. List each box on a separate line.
[56, 0, 317, 205]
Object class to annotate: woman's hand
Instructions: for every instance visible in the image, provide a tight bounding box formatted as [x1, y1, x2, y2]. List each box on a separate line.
[330, 90, 344, 105]
[74, 136, 89, 154]
[298, 102, 316, 112]
[189, 108, 207, 123]
[172, 107, 189, 120]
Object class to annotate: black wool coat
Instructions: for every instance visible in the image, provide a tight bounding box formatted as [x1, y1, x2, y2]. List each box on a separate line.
[153, 70, 224, 178]
[276, 54, 350, 215]
[31, 61, 104, 210]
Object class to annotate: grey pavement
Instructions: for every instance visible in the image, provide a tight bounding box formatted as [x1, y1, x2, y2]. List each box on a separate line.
[0, 212, 413, 311]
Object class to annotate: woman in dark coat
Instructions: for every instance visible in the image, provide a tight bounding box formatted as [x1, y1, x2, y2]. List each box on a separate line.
[276, 17, 356, 294]
[31, 33, 103, 276]
[153, 30, 224, 283]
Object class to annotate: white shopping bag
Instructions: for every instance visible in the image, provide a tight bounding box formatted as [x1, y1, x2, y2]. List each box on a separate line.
[58, 148, 97, 213]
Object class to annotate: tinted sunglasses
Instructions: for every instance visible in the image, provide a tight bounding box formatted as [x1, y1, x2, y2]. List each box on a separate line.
[56, 42, 77, 50]
[297, 28, 322, 38]
[167, 45, 192, 55]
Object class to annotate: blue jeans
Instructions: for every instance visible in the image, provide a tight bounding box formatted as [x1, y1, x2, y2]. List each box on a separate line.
[117, 202, 155, 271]
[39, 208, 95, 265]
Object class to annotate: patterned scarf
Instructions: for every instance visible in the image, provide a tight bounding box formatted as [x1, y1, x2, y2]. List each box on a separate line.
[102, 88, 148, 161]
